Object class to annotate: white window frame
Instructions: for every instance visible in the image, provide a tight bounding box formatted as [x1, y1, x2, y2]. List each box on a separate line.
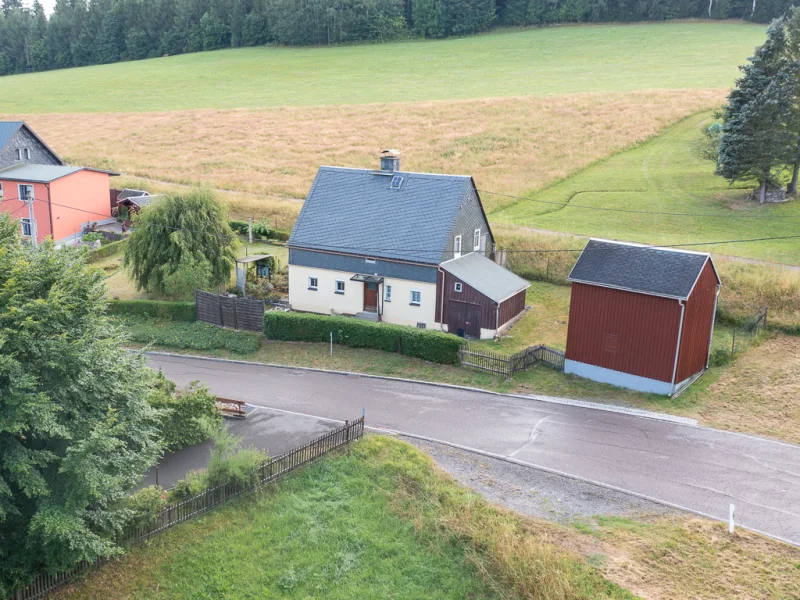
[18, 184, 33, 201]
[410, 289, 421, 306]
[365, 257, 376, 264]
[454, 282, 463, 293]
[24, 148, 30, 160]
[308, 276, 318, 290]
[384, 285, 392, 302]
[20, 217, 32, 237]
[335, 279, 345, 294]
[453, 235, 462, 258]
[0, 182, 3, 199]
[473, 228, 481, 251]
[14, 149, 21, 160]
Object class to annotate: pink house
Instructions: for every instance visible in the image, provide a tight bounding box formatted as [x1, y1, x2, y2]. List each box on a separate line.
[0, 121, 118, 244]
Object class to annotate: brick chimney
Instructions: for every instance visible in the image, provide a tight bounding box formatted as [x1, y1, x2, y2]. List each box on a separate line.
[379, 149, 400, 172]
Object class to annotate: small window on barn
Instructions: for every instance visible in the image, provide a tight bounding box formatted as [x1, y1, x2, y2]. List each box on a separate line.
[410, 290, 421, 305]
[385, 285, 392, 301]
[308, 277, 318, 290]
[602, 333, 620, 353]
[454, 282, 463, 293]
[390, 175, 404, 189]
[335, 280, 345, 294]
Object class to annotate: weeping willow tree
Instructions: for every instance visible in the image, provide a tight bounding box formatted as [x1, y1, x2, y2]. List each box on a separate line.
[123, 189, 237, 297]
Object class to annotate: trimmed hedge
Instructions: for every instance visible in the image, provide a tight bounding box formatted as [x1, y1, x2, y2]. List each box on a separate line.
[86, 238, 127, 263]
[263, 311, 464, 365]
[108, 299, 196, 321]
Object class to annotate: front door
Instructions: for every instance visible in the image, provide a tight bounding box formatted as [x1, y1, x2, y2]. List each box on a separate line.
[363, 281, 378, 312]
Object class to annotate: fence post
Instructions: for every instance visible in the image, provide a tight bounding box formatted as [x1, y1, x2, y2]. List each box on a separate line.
[731, 328, 736, 359]
[248, 217, 253, 245]
[546, 258, 550, 281]
[763, 307, 768, 332]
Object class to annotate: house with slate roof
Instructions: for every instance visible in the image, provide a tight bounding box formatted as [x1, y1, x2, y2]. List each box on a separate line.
[564, 238, 721, 395]
[0, 121, 118, 244]
[288, 151, 530, 339]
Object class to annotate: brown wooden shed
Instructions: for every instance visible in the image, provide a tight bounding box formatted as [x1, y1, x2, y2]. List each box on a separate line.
[564, 239, 720, 396]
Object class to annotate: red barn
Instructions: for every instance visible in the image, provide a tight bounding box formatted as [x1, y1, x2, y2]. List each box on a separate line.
[565, 239, 721, 396]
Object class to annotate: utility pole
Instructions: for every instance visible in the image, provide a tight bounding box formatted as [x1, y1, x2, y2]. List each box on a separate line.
[248, 217, 253, 245]
[24, 189, 37, 247]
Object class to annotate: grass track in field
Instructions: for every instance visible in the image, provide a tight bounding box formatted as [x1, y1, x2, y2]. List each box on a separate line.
[492, 111, 800, 263]
[0, 22, 763, 113]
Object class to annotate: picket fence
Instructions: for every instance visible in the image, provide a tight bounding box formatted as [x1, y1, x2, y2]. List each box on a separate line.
[459, 344, 565, 378]
[10, 417, 365, 600]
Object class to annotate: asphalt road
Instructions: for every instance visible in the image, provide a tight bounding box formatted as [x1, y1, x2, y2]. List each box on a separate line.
[148, 353, 800, 545]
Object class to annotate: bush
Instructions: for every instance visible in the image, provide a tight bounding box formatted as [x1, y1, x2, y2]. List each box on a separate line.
[229, 220, 284, 240]
[708, 347, 732, 367]
[86, 238, 127, 263]
[167, 469, 210, 503]
[263, 311, 464, 365]
[162, 256, 214, 301]
[148, 375, 221, 451]
[126, 486, 166, 527]
[269, 229, 290, 242]
[123, 318, 262, 354]
[108, 299, 196, 321]
[207, 426, 268, 488]
[82, 232, 104, 243]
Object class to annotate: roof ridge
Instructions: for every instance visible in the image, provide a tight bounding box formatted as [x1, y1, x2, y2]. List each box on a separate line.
[319, 165, 472, 179]
[589, 237, 711, 257]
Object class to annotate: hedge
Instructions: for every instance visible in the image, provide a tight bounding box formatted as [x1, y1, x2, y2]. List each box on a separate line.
[122, 318, 262, 354]
[86, 238, 127, 263]
[108, 299, 196, 321]
[229, 220, 290, 242]
[263, 311, 464, 365]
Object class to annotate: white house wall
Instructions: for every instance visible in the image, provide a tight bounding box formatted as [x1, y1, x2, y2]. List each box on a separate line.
[288, 265, 439, 329]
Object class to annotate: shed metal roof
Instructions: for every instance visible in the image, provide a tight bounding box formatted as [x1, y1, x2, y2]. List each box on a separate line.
[0, 163, 118, 183]
[440, 252, 530, 303]
[568, 239, 717, 300]
[288, 166, 474, 264]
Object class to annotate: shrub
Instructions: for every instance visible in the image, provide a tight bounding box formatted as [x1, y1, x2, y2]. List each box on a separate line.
[269, 229, 290, 242]
[148, 375, 221, 451]
[82, 232, 104, 243]
[86, 238, 127, 263]
[123, 318, 262, 354]
[108, 299, 196, 321]
[167, 469, 210, 503]
[708, 347, 732, 367]
[263, 311, 464, 365]
[126, 486, 166, 527]
[229, 220, 282, 240]
[207, 426, 269, 488]
[162, 256, 214, 301]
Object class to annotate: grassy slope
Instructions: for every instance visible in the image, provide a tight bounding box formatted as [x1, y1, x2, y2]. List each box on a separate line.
[0, 22, 763, 113]
[492, 111, 800, 263]
[54, 437, 634, 600]
[53, 437, 800, 600]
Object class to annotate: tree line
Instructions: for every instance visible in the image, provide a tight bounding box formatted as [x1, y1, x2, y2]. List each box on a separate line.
[717, 8, 800, 202]
[0, 0, 793, 75]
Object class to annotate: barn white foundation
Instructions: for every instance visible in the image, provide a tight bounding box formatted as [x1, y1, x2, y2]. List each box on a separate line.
[563, 359, 692, 396]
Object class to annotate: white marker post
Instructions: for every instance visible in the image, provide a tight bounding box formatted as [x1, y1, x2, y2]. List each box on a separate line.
[729, 504, 735, 534]
[330, 332, 333, 357]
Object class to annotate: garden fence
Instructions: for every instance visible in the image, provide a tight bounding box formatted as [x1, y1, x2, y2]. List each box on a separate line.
[729, 306, 768, 358]
[459, 344, 565, 378]
[10, 416, 365, 600]
[195, 289, 265, 332]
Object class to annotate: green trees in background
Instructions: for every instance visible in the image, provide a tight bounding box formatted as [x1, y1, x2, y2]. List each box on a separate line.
[0, 0, 795, 76]
[718, 12, 800, 201]
[123, 189, 237, 298]
[0, 229, 163, 594]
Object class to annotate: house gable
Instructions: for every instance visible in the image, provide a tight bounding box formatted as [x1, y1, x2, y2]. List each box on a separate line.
[444, 180, 494, 262]
[0, 123, 63, 170]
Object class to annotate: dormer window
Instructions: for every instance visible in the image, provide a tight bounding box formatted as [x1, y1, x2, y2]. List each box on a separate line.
[390, 175, 403, 189]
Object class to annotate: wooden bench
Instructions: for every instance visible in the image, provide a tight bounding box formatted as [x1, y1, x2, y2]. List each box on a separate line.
[216, 397, 247, 419]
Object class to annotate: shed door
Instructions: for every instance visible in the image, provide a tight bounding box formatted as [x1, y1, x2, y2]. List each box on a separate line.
[449, 301, 481, 338]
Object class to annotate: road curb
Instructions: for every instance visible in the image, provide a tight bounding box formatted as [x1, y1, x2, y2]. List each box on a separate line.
[140, 350, 698, 426]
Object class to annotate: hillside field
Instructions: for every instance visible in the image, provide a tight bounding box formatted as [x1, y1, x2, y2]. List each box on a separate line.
[0, 22, 764, 113]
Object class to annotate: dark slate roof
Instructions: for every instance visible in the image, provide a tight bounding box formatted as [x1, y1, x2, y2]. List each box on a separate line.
[568, 239, 715, 300]
[0, 121, 24, 150]
[289, 167, 473, 264]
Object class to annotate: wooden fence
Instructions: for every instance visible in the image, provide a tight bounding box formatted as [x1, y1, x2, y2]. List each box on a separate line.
[10, 417, 365, 600]
[459, 344, 565, 378]
[195, 289, 265, 332]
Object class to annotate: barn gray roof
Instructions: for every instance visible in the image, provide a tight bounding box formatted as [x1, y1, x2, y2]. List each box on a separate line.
[289, 166, 473, 264]
[568, 239, 715, 300]
[441, 252, 530, 302]
[0, 122, 24, 150]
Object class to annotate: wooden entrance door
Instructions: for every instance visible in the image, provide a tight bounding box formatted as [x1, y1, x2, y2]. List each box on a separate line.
[449, 301, 481, 338]
[363, 281, 378, 312]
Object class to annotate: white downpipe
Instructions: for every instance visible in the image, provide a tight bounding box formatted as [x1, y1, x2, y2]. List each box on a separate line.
[705, 285, 721, 369]
[494, 302, 500, 340]
[670, 300, 686, 395]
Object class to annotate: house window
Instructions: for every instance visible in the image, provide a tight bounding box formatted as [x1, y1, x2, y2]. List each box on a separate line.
[14, 149, 21, 160]
[308, 276, 318, 290]
[20, 218, 31, 237]
[335, 280, 345, 294]
[454, 235, 462, 258]
[365, 257, 376, 264]
[454, 282, 463, 293]
[410, 290, 421, 305]
[0, 182, 3, 199]
[385, 285, 392, 301]
[18, 184, 33, 201]
[24, 149, 30, 159]
[474, 228, 481, 251]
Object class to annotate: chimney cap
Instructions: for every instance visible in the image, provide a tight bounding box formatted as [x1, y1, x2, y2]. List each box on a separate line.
[380, 149, 401, 157]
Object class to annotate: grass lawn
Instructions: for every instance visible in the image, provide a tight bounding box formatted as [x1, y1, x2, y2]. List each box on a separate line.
[52, 437, 800, 600]
[492, 111, 800, 264]
[0, 22, 763, 113]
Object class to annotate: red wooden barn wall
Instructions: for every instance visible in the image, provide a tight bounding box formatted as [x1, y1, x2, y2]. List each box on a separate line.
[565, 283, 682, 383]
[498, 290, 526, 328]
[675, 261, 719, 382]
[436, 270, 497, 330]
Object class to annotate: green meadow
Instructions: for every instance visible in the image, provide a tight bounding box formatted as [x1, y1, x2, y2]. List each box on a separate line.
[0, 22, 764, 113]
